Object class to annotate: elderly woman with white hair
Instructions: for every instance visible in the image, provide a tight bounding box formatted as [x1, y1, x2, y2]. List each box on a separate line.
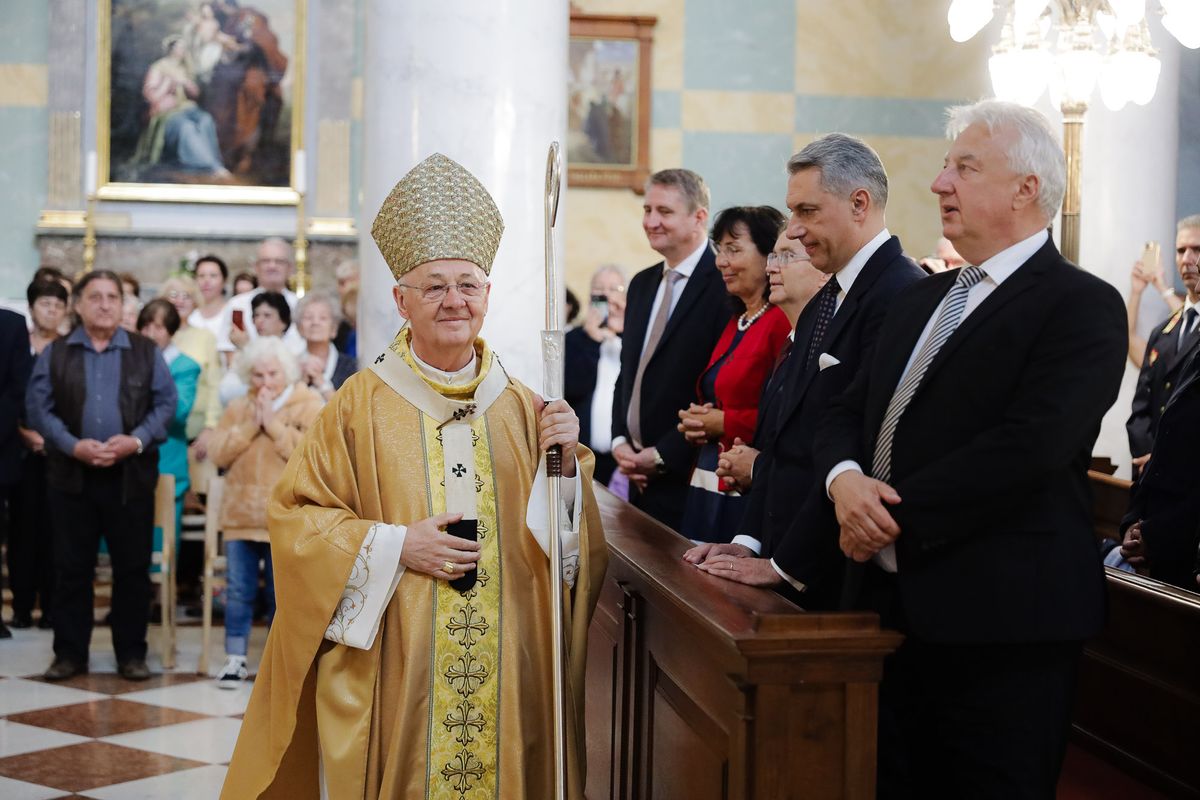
[207, 336, 323, 687]
[294, 291, 358, 402]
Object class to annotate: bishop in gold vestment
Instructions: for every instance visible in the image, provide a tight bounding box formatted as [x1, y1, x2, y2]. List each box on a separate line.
[222, 153, 607, 799]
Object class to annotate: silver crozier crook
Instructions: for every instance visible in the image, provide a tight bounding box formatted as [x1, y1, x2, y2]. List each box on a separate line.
[541, 141, 569, 800]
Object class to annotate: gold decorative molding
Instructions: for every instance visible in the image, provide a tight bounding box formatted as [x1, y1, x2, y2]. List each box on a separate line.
[36, 209, 132, 231]
[308, 216, 358, 237]
[316, 119, 351, 217]
[47, 111, 82, 208]
[37, 210, 87, 230]
[0, 64, 48, 107]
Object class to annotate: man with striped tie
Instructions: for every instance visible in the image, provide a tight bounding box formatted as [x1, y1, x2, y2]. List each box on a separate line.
[814, 100, 1127, 796]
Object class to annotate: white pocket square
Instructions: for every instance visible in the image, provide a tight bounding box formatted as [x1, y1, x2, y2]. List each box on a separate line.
[818, 353, 841, 371]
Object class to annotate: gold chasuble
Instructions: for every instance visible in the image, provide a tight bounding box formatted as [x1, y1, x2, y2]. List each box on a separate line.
[222, 331, 607, 799]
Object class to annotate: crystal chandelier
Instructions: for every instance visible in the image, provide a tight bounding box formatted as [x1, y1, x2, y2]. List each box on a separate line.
[948, 0, 1198, 112]
[947, 0, 1198, 263]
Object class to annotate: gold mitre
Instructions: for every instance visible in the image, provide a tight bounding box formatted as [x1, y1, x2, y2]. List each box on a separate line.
[371, 153, 505, 280]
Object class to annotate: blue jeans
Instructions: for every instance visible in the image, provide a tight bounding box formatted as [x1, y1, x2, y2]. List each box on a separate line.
[224, 539, 275, 657]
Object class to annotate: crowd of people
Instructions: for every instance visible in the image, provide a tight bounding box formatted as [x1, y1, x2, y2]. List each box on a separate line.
[3, 96, 1200, 795]
[559, 99, 1197, 795]
[0, 241, 360, 688]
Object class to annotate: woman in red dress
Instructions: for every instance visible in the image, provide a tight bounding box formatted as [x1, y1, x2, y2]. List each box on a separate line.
[678, 207, 791, 541]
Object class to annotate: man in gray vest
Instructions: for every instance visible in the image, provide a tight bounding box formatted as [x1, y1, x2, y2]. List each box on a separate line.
[26, 270, 176, 681]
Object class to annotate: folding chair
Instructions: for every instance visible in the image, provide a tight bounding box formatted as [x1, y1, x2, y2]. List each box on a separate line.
[198, 475, 226, 676]
[152, 474, 177, 669]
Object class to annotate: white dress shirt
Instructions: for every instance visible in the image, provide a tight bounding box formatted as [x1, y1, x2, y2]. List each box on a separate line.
[589, 335, 622, 453]
[824, 227, 1049, 573]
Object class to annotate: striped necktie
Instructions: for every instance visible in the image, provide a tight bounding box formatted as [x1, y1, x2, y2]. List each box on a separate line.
[871, 265, 987, 484]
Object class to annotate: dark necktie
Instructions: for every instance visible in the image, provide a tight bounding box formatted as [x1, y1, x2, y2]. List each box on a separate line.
[803, 276, 841, 372]
[1180, 307, 1198, 349]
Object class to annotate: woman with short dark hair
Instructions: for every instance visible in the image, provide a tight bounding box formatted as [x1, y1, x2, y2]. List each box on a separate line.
[678, 206, 791, 542]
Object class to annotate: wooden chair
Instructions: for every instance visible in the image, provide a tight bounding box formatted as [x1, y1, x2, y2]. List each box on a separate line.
[152, 474, 177, 669]
[198, 475, 226, 676]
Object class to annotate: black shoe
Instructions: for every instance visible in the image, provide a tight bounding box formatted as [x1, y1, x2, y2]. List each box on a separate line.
[44, 658, 87, 680]
[10, 611, 32, 629]
[118, 658, 151, 681]
[0, 621, 10, 639]
[37, 615, 53, 630]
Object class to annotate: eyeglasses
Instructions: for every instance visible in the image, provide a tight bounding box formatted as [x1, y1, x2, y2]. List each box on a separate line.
[767, 252, 808, 268]
[398, 281, 489, 303]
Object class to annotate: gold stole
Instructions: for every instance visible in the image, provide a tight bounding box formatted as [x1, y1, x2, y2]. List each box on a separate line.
[392, 331, 503, 798]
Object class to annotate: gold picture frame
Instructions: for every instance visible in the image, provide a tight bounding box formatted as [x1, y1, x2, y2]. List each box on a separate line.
[97, 0, 306, 205]
[568, 12, 655, 193]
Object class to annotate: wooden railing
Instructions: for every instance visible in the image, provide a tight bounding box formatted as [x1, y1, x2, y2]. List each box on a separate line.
[1075, 471, 1200, 797]
[585, 488, 902, 800]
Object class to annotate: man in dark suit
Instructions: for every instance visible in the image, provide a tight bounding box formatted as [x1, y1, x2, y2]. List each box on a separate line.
[814, 101, 1127, 796]
[0, 308, 34, 640]
[1127, 215, 1200, 473]
[685, 134, 924, 610]
[611, 168, 729, 531]
[1119, 346, 1200, 591]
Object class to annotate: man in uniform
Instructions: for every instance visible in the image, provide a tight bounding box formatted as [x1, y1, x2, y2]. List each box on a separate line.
[1127, 215, 1200, 472]
[223, 153, 607, 798]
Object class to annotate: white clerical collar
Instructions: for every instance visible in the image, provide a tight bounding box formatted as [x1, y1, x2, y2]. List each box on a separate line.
[409, 346, 478, 387]
[271, 383, 295, 412]
[665, 237, 710, 277]
[976, 228, 1048, 287]
[834, 228, 890, 299]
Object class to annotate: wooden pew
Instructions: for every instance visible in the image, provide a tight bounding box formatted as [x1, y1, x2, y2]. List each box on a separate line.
[1075, 471, 1200, 796]
[585, 489, 902, 800]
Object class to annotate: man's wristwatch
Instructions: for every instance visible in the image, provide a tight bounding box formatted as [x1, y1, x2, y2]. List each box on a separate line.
[133, 436, 144, 455]
[652, 449, 667, 475]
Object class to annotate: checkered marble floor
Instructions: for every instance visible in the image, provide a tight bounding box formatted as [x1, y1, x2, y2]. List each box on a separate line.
[0, 618, 266, 799]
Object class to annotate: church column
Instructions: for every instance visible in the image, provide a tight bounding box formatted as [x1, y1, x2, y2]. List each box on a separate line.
[357, 2, 568, 387]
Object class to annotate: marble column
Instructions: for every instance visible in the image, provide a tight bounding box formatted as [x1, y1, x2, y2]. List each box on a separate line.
[357, 1, 568, 388]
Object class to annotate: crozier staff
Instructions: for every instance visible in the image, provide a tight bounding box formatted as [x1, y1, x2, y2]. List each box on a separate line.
[222, 153, 607, 799]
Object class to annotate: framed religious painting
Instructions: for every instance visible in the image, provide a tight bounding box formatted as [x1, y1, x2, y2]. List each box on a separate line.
[567, 12, 655, 193]
[97, 0, 306, 204]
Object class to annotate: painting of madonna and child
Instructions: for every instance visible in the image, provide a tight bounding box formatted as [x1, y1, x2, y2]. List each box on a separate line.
[105, 0, 301, 192]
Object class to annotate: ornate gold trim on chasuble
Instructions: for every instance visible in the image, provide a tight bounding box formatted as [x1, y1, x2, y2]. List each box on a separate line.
[422, 412, 502, 799]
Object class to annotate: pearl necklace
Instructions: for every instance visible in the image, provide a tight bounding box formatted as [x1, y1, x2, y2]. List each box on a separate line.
[737, 302, 768, 332]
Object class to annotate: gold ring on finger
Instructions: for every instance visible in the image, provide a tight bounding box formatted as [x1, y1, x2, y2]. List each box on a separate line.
[443, 561, 456, 574]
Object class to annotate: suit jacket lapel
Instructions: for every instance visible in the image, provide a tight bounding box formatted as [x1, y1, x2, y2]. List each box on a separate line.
[655, 243, 718, 353]
[627, 263, 664, 364]
[910, 240, 1053, 397]
[1164, 322, 1199, 373]
[776, 237, 901, 426]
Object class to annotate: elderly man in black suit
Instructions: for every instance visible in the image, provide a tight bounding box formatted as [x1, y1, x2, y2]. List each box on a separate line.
[0, 308, 34, 640]
[683, 134, 925, 610]
[611, 168, 729, 531]
[814, 100, 1127, 796]
[1127, 215, 1200, 474]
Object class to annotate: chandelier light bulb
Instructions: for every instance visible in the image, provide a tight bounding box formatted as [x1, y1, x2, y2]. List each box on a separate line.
[1107, 0, 1147, 29]
[948, 0, 995, 42]
[1013, 0, 1050, 34]
[1162, 0, 1200, 49]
